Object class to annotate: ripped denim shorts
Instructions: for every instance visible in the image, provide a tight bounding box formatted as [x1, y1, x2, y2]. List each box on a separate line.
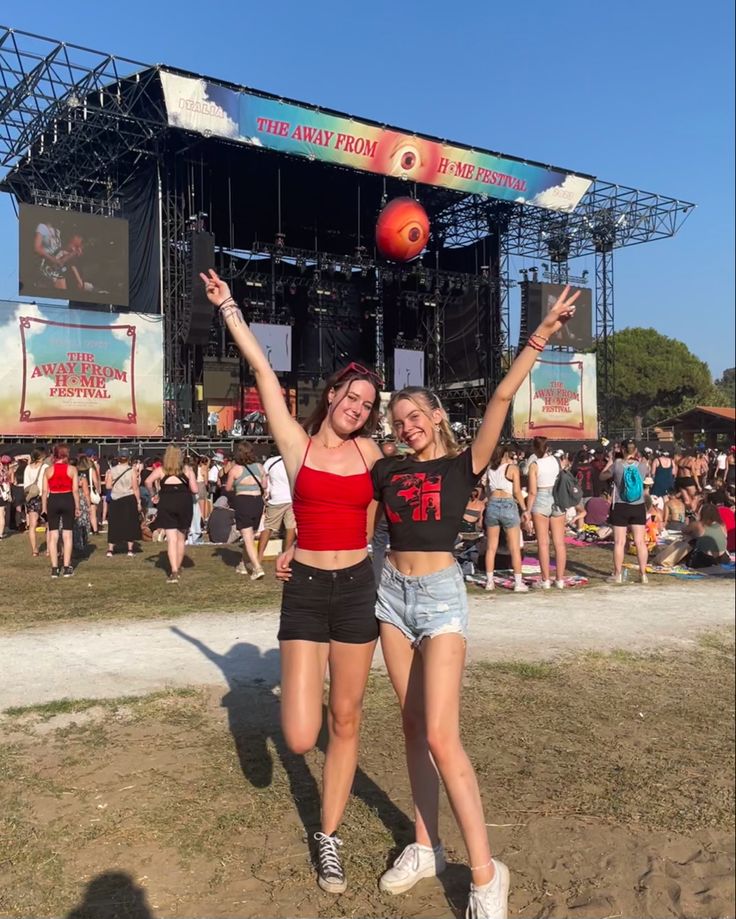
[375, 558, 468, 646]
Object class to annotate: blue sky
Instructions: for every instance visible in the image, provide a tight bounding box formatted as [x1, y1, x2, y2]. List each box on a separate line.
[1, 0, 733, 376]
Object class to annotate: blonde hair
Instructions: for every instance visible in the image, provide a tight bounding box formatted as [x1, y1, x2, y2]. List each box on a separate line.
[387, 386, 461, 458]
[162, 445, 183, 476]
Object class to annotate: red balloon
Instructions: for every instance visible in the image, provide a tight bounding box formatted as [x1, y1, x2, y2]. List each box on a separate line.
[375, 197, 430, 262]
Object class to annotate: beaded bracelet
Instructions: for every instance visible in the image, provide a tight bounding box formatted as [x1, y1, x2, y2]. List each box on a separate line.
[527, 338, 545, 352]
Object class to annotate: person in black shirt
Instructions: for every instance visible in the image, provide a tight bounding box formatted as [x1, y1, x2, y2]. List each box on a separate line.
[371, 286, 581, 918]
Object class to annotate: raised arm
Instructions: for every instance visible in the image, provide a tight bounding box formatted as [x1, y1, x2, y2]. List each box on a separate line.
[200, 270, 307, 467]
[470, 285, 580, 473]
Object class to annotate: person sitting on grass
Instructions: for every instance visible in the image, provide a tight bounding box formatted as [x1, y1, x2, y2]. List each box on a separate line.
[682, 503, 730, 568]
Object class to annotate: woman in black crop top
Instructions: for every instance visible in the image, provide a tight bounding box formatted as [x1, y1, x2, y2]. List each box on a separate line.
[371, 286, 580, 918]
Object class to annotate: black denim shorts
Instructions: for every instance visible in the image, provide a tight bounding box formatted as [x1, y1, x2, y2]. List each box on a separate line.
[278, 557, 378, 644]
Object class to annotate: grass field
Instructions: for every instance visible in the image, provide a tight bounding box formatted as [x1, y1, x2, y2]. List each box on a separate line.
[0, 525, 638, 629]
[0, 634, 733, 918]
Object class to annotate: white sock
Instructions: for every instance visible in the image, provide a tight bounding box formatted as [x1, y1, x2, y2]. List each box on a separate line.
[514, 573, 524, 586]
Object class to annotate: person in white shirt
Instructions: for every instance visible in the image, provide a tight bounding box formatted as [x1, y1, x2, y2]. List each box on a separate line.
[208, 452, 224, 500]
[257, 454, 296, 561]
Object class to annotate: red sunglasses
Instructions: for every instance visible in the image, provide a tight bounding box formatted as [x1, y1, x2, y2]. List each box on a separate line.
[335, 361, 384, 389]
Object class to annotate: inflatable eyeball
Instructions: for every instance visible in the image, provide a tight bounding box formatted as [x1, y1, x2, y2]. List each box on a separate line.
[375, 198, 430, 262]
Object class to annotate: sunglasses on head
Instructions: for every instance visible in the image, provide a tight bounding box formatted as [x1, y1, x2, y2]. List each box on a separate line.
[335, 361, 384, 389]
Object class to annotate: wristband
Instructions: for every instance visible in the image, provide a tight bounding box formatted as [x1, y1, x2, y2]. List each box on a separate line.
[217, 296, 235, 309]
[527, 338, 545, 352]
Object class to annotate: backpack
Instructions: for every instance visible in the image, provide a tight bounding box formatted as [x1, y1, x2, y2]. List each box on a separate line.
[552, 460, 583, 511]
[620, 462, 643, 503]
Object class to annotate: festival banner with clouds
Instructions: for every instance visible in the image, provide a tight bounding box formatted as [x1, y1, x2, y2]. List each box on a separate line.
[0, 301, 163, 437]
[513, 352, 598, 440]
[160, 71, 593, 213]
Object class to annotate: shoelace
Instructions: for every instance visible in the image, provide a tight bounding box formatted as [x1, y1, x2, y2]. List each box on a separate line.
[314, 832, 344, 878]
[394, 843, 420, 872]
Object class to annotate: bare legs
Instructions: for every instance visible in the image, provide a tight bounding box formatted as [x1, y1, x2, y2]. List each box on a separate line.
[485, 525, 524, 580]
[165, 528, 186, 575]
[381, 624, 495, 886]
[240, 527, 261, 572]
[258, 525, 296, 562]
[612, 524, 648, 577]
[532, 513, 566, 582]
[26, 510, 39, 555]
[279, 638, 377, 834]
[48, 528, 72, 568]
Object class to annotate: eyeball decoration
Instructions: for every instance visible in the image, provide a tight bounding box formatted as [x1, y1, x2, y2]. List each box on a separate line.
[375, 197, 430, 263]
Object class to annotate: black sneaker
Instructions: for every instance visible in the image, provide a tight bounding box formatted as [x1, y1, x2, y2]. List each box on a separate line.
[51, 566, 60, 579]
[314, 832, 346, 894]
[63, 566, 74, 578]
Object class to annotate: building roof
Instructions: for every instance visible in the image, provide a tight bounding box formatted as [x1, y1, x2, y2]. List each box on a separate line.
[657, 405, 736, 426]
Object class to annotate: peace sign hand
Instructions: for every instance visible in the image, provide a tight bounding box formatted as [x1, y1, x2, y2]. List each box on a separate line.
[539, 284, 581, 338]
[199, 269, 233, 310]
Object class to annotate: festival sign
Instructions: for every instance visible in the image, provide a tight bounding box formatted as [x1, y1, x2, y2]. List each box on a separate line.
[513, 352, 598, 440]
[160, 71, 593, 213]
[0, 301, 164, 437]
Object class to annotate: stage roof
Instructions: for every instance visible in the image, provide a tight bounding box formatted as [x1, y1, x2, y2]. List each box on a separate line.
[0, 24, 696, 259]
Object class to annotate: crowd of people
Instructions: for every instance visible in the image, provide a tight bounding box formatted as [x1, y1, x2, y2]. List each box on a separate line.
[0, 269, 732, 919]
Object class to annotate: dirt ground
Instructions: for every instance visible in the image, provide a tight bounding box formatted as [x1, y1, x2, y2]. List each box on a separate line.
[1, 635, 734, 919]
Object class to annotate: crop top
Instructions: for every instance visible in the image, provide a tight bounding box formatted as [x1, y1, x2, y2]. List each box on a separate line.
[486, 463, 514, 495]
[292, 440, 373, 551]
[372, 448, 482, 552]
[47, 462, 73, 494]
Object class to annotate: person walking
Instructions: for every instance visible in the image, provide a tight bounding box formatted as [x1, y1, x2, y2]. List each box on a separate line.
[371, 287, 579, 919]
[600, 439, 650, 583]
[483, 444, 530, 592]
[650, 451, 675, 498]
[225, 441, 267, 579]
[257, 453, 296, 563]
[105, 450, 141, 557]
[73, 454, 93, 557]
[40, 443, 79, 577]
[23, 449, 46, 557]
[145, 446, 198, 582]
[201, 268, 383, 894]
[525, 437, 567, 589]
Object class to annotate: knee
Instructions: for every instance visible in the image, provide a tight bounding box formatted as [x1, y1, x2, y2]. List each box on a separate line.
[328, 705, 362, 742]
[283, 725, 319, 756]
[426, 724, 461, 764]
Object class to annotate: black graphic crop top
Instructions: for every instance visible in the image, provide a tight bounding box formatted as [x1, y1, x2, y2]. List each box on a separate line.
[371, 449, 482, 552]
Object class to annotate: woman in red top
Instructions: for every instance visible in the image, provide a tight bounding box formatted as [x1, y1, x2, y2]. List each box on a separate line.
[201, 269, 382, 894]
[41, 443, 80, 578]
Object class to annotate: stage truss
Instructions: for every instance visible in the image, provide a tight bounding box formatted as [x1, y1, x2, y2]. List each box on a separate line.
[0, 25, 696, 436]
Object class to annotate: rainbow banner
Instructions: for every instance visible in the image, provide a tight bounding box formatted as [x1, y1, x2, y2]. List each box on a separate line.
[160, 71, 592, 213]
[0, 301, 164, 437]
[513, 352, 598, 440]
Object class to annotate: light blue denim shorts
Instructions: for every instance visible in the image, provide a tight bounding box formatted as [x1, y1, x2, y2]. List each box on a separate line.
[532, 487, 564, 518]
[375, 559, 468, 646]
[484, 497, 521, 529]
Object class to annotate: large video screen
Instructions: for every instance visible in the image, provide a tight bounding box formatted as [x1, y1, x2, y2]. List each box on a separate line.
[19, 204, 129, 307]
[524, 282, 593, 350]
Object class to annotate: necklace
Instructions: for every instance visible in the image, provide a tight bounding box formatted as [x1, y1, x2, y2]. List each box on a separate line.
[318, 436, 348, 450]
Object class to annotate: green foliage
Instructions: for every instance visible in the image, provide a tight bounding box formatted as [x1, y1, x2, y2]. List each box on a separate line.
[713, 368, 736, 408]
[598, 328, 714, 432]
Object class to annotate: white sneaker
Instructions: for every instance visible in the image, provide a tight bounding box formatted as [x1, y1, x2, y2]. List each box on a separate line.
[534, 579, 551, 590]
[554, 579, 565, 589]
[466, 859, 510, 919]
[513, 581, 529, 592]
[250, 567, 265, 581]
[484, 577, 495, 591]
[606, 572, 623, 584]
[235, 561, 248, 575]
[640, 573, 649, 584]
[379, 842, 446, 894]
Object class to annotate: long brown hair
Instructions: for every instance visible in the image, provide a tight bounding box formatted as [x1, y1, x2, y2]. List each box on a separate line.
[532, 436, 549, 457]
[489, 443, 510, 470]
[303, 366, 381, 437]
[387, 386, 460, 458]
[233, 441, 256, 465]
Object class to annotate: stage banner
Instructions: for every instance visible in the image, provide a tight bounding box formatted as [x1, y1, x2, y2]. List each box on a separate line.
[160, 71, 592, 213]
[0, 301, 164, 437]
[513, 352, 597, 440]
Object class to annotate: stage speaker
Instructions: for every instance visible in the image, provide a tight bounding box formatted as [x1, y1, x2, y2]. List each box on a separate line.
[184, 231, 216, 345]
[297, 379, 324, 424]
[203, 358, 239, 401]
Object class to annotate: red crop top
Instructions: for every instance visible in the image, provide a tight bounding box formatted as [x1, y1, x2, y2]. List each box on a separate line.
[47, 462, 73, 494]
[292, 439, 373, 551]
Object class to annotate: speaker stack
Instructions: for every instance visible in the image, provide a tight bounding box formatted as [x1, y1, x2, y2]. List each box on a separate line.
[184, 231, 216, 345]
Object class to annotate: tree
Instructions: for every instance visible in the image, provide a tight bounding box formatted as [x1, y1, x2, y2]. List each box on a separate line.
[602, 328, 713, 438]
[713, 368, 736, 408]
